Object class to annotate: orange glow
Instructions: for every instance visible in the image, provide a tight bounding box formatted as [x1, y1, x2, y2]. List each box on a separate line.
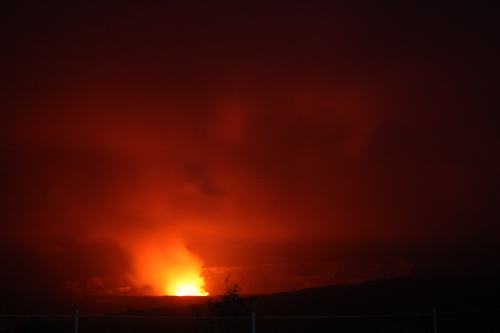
[129, 238, 209, 296]
[170, 280, 209, 296]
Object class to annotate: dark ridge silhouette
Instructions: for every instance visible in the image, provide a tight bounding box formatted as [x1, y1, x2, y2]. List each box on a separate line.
[2, 275, 498, 332]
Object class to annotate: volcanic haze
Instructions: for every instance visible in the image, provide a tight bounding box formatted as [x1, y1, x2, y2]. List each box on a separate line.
[1, 1, 500, 299]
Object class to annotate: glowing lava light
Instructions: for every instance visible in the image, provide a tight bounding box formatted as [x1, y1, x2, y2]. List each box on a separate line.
[172, 282, 209, 296]
[166, 269, 209, 296]
[131, 238, 209, 296]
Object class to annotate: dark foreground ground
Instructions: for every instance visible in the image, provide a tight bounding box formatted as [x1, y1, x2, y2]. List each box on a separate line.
[1, 275, 499, 332]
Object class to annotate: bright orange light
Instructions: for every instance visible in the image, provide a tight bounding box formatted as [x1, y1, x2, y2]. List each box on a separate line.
[171, 282, 209, 296]
[129, 238, 209, 296]
[164, 259, 209, 296]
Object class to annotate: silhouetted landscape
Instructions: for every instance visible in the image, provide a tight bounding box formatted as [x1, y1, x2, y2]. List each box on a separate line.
[2, 275, 499, 332]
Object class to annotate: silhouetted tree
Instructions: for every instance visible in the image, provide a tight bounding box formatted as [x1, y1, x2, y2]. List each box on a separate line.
[191, 276, 256, 333]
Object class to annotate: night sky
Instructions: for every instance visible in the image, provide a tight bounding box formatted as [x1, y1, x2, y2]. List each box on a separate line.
[1, 1, 500, 298]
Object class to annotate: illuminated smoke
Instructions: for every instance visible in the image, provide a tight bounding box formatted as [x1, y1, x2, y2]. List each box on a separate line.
[130, 238, 208, 296]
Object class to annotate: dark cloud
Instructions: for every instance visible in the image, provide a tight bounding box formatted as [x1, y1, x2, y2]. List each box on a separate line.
[0, 238, 131, 298]
[184, 160, 224, 196]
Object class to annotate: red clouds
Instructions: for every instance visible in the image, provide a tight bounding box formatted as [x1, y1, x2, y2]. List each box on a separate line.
[1, 1, 500, 298]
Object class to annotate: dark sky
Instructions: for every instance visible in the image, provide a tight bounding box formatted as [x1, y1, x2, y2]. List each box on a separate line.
[1, 1, 500, 297]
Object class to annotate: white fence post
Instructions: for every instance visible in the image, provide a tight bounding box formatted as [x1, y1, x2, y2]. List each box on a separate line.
[74, 309, 79, 333]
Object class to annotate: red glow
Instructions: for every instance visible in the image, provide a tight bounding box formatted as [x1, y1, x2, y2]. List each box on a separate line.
[1, 2, 499, 302]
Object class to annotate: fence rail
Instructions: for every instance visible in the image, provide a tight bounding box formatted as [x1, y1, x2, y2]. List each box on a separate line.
[1, 307, 499, 333]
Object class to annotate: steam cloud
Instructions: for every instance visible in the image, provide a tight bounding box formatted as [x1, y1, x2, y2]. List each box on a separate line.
[1, 2, 499, 299]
